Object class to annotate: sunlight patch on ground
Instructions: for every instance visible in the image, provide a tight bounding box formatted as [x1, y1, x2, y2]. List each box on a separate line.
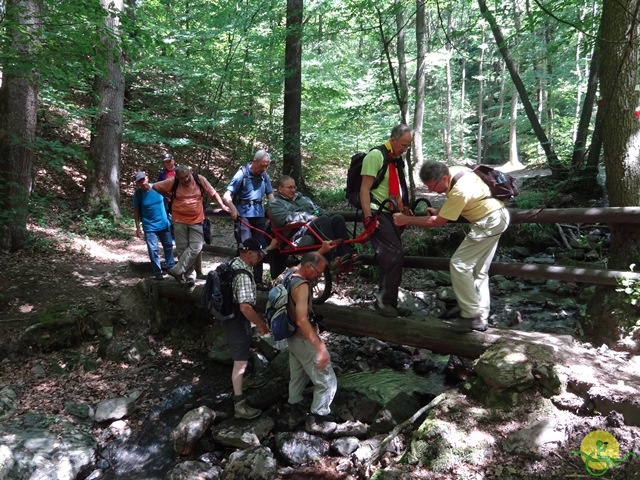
[30, 225, 149, 263]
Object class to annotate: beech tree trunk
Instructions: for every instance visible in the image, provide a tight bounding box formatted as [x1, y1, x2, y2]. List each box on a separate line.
[413, 0, 427, 169]
[86, 0, 125, 217]
[282, 0, 303, 185]
[0, 0, 42, 251]
[586, 0, 640, 345]
[570, 23, 602, 195]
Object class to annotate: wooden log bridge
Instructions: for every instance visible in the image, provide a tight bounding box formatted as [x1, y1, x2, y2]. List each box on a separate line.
[152, 281, 575, 360]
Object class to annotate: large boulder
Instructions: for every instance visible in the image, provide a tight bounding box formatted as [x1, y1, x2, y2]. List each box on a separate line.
[474, 341, 561, 395]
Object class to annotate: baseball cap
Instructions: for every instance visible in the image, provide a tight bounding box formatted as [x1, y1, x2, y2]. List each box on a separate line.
[239, 238, 267, 255]
[133, 171, 146, 182]
[163, 153, 174, 161]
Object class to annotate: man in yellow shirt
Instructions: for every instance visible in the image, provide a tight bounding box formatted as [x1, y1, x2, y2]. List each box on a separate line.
[393, 161, 510, 332]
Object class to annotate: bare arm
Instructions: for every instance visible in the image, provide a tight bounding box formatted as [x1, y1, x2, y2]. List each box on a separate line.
[210, 189, 229, 212]
[359, 175, 376, 220]
[133, 209, 143, 239]
[239, 303, 269, 335]
[223, 191, 239, 220]
[291, 281, 330, 370]
[393, 212, 449, 228]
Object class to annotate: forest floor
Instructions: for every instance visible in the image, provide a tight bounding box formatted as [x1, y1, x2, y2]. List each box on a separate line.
[1, 165, 639, 479]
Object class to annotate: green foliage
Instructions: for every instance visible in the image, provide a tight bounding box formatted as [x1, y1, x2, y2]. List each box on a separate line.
[513, 191, 549, 209]
[76, 212, 133, 240]
[13, 0, 605, 214]
[33, 138, 87, 170]
[616, 264, 640, 308]
[312, 186, 346, 206]
[509, 223, 555, 246]
[29, 192, 132, 241]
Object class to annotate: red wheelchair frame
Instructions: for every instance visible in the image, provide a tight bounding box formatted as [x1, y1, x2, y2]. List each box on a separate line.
[234, 212, 377, 303]
[232, 198, 429, 303]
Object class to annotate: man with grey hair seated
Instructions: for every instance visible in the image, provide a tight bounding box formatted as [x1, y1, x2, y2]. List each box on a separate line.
[223, 150, 275, 289]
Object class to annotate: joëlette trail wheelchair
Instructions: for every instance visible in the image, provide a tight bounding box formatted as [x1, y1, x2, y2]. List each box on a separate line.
[233, 198, 431, 304]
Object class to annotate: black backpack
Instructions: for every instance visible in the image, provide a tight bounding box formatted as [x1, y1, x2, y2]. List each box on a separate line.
[450, 164, 519, 201]
[202, 262, 252, 322]
[346, 145, 408, 209]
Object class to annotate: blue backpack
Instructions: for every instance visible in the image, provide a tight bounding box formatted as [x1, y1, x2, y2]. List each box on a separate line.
[266, 274, 306, 340]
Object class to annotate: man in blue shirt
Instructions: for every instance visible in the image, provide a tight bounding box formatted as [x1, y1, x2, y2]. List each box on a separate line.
[223, 150, 275, 289]
[133, 171, 175, 280]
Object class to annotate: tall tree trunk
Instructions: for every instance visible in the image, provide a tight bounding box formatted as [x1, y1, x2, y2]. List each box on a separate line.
[282, 0, 303, 185]
[443, 9, 452, 163]
[459, 37, 468, 158]
[477, 0, 563, 175]
[394, 5, 413, 201]
[395, 8, 408, 122]
[570, 23, 602, 194]
[376, 6, 403, 121]
[413, 0, 427, 168]
[476, 28, 485, 163]
[505, 0, 522, 168]
[0, 0, 42, 251]
[86, 0, 125, 217]
[507, 93, 522, 167]
[586, 0, 640, 345]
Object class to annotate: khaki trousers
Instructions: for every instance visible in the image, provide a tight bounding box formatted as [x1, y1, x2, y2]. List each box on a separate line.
[450, 208, 510, 320]
[287, 333, 337, 416]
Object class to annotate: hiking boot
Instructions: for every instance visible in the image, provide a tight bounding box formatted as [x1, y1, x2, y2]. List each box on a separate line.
[395, 306, 412, 317]
[375, 299, 400, 318]
[234, 399, 262, 420]
[287, 402, 308, 429]
[185, 277, 196, 287]
[447, 316, 488, 333]
[329, 253, 353, 272]
[305, 414, 337, 435]
[242, 375, 267, 390]
[167, 268, 185, 284]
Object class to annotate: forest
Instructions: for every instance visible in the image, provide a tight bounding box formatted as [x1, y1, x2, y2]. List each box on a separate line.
[2, 0, 640, 342]
[1, 0, 640, 478]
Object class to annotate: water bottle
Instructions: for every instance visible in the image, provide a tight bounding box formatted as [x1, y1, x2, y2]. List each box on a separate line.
[495, 171, 507, 184]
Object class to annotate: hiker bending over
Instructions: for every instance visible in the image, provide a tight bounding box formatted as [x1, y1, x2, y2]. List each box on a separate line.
[393, 161, 510, 332]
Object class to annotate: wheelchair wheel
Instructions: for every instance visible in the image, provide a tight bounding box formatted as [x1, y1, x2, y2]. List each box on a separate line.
[312, 269, 332, 304]
[411, 197, 432, 212]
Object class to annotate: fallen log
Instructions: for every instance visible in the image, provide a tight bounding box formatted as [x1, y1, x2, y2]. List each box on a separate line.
[152, 280, 574, 360]
[153, 280, 640, 426]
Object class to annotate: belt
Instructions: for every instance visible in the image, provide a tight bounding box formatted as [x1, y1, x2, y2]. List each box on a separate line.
[237, 199, 263, 205]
